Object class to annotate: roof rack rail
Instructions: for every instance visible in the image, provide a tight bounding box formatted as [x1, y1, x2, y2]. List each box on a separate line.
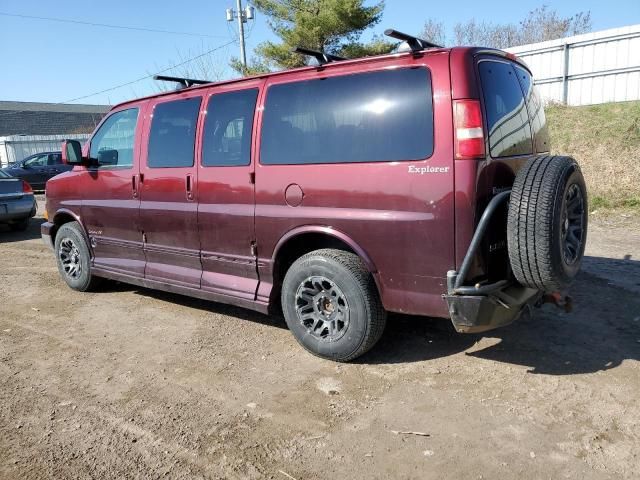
[153, 75, 210, 89]
[292, 47, 346, 65]
[384, 29, 443, 52]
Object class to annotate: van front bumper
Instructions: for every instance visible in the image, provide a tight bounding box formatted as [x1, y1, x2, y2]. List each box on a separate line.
[41, 221, 54, 250]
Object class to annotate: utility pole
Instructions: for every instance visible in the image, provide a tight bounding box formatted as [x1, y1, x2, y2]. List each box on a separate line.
[236, 0, 247, 67]
[226, 1, 254, 67]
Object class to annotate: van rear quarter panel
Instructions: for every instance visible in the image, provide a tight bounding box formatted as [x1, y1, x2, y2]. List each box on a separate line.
[255, 52, 454, 317]
[449, 49, 539, 273]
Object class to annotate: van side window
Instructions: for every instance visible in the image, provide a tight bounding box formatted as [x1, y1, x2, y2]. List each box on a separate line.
[202, 89, 258, 167]
[89, 108, 139, 168]
[260, 68, 434, 165]
[148, 97, 201, 168]
[478, 61, 533, 158]
[514, 65, 550, 153]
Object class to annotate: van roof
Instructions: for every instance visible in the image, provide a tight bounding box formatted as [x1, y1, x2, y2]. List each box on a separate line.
[111, 46, 529, 111]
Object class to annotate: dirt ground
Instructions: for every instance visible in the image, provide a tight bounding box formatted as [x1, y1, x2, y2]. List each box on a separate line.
[1, 197, 639, 480]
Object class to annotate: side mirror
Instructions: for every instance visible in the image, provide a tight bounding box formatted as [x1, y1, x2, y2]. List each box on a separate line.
[61, 139, 85, 165]
[21, 161, 31, 169]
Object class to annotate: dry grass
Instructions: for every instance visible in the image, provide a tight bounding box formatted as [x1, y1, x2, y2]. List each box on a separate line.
[546, 100, 640, 209]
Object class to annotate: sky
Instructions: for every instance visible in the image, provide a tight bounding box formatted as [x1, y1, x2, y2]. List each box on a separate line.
[1, 0, 639, 106]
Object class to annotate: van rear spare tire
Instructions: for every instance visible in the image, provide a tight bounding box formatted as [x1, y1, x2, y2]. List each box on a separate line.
[507, 155, 588, 291]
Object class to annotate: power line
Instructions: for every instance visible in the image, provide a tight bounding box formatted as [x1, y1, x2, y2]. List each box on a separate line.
[63, 40, 235, 103]
[0, 11, 227, 38]
[0, 40, 236, 118]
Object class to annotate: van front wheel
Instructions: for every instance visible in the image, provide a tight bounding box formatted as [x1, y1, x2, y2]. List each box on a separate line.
[54, 221, 101, 292]
[281, 249, 386, 362]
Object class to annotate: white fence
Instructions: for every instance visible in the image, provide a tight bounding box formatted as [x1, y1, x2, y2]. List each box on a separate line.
[0, 134, 90, 167]
[507, 24, 640, 106]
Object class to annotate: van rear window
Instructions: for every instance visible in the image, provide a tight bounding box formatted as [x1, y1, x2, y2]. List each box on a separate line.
[260, 68, 433, 165]
[478, 61, 533, 157]
[514, 65, 550, 153]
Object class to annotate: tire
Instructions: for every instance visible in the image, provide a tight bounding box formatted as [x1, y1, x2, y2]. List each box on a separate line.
[281, 249, 386, 362]
[9, 218, 29, 232]
[507, 155, 588, 291]
[54, 221, 101, 292]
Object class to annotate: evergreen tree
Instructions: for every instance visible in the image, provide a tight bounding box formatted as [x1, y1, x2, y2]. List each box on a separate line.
[231, 0, 394, 75]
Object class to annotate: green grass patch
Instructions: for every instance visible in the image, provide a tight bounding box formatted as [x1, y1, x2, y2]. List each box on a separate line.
[589, 196, 611, 210]
[546, 100, 640, 211]
[622, 196, 640, 208]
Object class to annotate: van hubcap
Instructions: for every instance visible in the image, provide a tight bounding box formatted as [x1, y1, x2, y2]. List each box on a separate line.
[59, 238, 82, 279]
[561, 183, 585, 265]
[295, 276, 349, 341]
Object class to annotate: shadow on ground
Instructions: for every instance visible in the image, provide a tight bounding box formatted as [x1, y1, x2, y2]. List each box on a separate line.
[0, 217, 44, 243]
[87, 253, 640, 374]
[466, 262, 640, 375]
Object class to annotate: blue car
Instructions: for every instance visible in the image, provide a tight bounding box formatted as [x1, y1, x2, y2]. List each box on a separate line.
[1, 151, 72, 191]
[0, 170, 37, 232]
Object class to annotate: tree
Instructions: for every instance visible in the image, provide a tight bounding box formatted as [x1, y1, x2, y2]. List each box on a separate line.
[151, 45, 230, 93]
[420, 19, 446, 47]
[453, 19, 520, 49]
[444, 4, 592, 49]
[518, 5, 591, 45]
[231, 0, 395, 75]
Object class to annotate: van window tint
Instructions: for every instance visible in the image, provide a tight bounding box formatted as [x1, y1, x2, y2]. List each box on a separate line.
[148, 97, 201, 168]
[479, 61, 533, 158]
[514, 65, 550, 153]
[202, 89, 258, 167]
[261, 68, 433, 165]
[89, 108, 138, 168]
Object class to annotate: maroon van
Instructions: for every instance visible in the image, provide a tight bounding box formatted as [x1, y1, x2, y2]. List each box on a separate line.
[42, 31, 587, 361]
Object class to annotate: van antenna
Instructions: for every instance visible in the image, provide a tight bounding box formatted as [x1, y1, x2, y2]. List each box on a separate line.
[291, 47, 346, 65]
[153, 75, 210, 89]
[384, 29, 443, 52]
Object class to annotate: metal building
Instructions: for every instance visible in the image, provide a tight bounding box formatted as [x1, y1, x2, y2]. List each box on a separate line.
[507, 24, 640, 106]
[0, 101, 109, 167]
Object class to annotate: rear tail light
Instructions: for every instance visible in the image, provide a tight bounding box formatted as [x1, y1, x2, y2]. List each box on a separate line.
[454, 99, 485, 160]
[22, 181, 33, 193]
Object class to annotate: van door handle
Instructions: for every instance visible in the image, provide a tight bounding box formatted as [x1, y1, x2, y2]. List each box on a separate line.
[186, 174, 194, 201]
[132, 174, 140, 198]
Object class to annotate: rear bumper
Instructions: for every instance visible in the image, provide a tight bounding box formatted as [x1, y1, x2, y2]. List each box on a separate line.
[445, 189, 542, 333]
[0, 194, 36, 222]
[41, 221, 55, 250]
[445, 285, 542, 333]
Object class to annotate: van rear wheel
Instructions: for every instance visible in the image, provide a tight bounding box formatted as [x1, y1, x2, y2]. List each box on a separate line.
[281, 249, 386, 362]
